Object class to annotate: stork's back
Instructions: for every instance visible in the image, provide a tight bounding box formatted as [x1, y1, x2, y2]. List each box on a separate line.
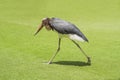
[49, 18, 89, 42]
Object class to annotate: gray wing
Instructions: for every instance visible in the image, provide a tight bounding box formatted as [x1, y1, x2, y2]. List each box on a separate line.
[49, 18, 88, 42]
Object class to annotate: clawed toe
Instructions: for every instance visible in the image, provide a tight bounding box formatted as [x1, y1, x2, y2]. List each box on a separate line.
[87, 57, 91, 65]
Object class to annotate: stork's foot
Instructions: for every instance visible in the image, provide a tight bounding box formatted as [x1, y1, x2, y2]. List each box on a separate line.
[47, 61, 52, 64]
[87, 57, 91, 65]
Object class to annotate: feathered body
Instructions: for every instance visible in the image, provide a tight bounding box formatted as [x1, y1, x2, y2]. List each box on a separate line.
[49, 18, 88, 42]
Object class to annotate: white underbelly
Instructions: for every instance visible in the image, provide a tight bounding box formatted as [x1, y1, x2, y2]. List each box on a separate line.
[69, 34, 85, 42]
[58, 33, 85, 42]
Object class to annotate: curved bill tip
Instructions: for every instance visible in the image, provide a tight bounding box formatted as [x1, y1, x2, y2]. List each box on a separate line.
[34, 32, 37, 36]
[34, 24, 43, 36]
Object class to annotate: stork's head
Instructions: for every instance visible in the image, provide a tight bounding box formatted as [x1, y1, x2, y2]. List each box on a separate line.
[34, 18, 51, 36]
[42, 18, 50, 26]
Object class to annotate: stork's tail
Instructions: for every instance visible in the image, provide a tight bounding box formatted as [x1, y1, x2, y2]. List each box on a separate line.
[83, 36, 89, 42]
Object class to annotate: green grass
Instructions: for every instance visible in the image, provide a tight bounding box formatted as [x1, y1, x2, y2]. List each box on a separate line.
[0, 0, 120, 80]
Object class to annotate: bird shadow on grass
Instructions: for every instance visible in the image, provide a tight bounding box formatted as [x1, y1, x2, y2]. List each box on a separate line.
[53, 61, 91, 66]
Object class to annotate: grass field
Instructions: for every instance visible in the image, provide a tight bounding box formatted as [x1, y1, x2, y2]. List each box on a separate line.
[0, 0, 120, 80]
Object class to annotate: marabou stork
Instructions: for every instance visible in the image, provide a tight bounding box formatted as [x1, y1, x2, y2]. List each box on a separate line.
[34, 17, 91, 65]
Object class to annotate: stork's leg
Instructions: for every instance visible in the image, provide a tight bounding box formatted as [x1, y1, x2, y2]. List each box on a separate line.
[71, 40, 91, 65]
[47, 38, 61, 64]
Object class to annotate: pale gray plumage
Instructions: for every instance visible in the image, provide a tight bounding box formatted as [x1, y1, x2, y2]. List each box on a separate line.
[49, 18, 88, 42]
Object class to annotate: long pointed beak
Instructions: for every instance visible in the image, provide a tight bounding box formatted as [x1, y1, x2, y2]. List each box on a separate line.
[34, 24, 43, 36]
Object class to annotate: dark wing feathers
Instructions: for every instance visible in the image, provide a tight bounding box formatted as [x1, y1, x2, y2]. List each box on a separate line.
[49, 18, 88, 42]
